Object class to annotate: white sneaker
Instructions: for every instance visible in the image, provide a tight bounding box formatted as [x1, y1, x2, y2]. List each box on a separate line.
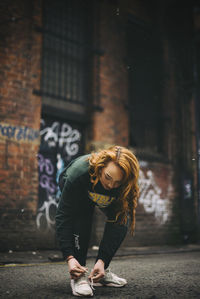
[70, 274, 93, 297]
[93, 269, 127, 287]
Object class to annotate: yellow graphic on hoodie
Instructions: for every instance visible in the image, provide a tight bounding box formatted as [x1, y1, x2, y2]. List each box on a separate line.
[88, 191, 115, 207]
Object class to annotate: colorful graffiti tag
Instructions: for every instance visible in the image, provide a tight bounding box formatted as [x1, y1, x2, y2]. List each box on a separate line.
[36, 119, 82, 230]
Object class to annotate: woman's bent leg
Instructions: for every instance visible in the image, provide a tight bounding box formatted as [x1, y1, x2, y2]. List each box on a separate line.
[72, 205, 94, 266]
[96, 221, 128, 269]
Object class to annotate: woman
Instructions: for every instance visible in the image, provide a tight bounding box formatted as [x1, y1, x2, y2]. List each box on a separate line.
[56, 146, 139, 297]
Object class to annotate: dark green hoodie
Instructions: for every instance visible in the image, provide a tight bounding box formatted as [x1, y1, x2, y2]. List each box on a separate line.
[56, 154, 127, 263]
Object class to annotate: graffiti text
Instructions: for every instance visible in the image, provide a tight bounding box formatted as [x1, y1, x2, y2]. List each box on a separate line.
[138, 169, 170, 224]
[0, 123, 40, 143]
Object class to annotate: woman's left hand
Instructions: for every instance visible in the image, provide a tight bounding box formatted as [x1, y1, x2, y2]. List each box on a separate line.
[89, 259, 105, 282]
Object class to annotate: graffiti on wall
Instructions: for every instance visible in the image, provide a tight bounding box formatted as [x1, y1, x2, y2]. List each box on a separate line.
[0, 123, 40, 143]
[36, 119, 82, 230]
[138, 169, 170, 224]
[40, 120, 81, 156]
[38, 153, 56, 194]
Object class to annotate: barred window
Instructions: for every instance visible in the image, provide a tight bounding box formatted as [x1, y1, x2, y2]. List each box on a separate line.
[42, 0, 92, 105]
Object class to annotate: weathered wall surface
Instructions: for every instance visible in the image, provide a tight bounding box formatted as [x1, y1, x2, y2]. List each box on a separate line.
[92, 0, 129, 147]
[0, 0, 43, 250]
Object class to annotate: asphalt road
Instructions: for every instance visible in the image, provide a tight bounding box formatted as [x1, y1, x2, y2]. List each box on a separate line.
[0, 251, 200, 299]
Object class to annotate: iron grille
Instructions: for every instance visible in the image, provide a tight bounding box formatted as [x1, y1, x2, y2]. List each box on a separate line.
[42, 0, 91, 105]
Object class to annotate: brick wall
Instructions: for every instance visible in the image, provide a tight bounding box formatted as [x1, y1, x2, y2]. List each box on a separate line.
[92, 0, 129, 147]
[0, 0, 42, 250]
[129, 161, 179, 246]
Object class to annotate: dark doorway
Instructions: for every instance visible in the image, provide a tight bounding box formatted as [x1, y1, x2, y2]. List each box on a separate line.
[127, 18, 163, 154]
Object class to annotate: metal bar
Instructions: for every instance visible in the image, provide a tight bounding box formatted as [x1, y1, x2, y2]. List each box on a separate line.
[33, 90, 85, 105]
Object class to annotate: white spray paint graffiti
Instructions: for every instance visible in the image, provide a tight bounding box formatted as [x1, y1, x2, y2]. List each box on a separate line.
[40, 121, 81, 156]
[36, 195, 57, 230]
[138, 169, 170, 224]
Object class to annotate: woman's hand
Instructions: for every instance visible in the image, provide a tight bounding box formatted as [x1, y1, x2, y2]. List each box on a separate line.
[67, 257, 88, 280]
[89, 259, 105, 282]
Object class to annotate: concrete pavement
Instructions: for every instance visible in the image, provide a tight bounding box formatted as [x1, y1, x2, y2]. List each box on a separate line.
[0, 244, 200, 266]
[0, 249, 200, 298]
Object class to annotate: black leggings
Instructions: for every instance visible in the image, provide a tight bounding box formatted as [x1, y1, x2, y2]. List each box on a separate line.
[72, 204, 128, 269]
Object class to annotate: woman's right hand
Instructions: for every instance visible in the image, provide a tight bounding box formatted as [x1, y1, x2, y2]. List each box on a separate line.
[67, 257, 88, 280]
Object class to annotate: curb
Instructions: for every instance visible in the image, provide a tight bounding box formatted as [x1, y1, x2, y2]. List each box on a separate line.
[0, 244, 200, 266]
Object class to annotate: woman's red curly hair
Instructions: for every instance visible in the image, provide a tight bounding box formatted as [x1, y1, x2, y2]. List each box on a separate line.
[89, 145, 140, 234]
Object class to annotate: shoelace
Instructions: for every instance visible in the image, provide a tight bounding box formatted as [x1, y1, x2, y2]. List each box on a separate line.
[90, 278, 95, 290]
[80, 270, 95, 290]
